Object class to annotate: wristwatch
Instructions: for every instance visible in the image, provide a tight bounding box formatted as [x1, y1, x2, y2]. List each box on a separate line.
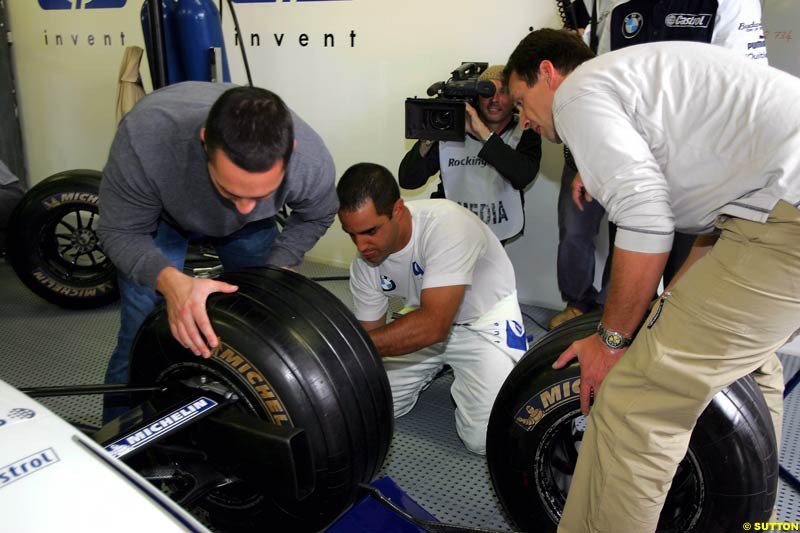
[596, 323, 633, 349]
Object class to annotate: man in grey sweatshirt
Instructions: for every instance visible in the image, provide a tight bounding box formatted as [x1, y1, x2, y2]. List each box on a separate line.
[98, 82, 337, 414]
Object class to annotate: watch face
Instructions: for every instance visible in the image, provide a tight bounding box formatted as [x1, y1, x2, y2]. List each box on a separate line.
[607, 333, 624, 348]
[598, 324, 630, 349]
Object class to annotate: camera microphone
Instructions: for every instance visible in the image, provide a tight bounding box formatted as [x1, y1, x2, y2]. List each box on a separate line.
[427, 82, 445, 97]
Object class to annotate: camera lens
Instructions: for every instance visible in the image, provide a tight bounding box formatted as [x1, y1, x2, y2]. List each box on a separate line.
[429, 110, 454, 131]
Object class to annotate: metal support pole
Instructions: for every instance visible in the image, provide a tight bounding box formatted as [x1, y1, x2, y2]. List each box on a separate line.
[146, 0, 169, 89]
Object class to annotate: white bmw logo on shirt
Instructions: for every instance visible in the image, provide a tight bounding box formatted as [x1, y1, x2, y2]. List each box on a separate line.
[381, 275, 396, 292]
[623, 12, 643, 38]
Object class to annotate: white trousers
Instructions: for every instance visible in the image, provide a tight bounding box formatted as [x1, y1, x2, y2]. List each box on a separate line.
[383, 291, 528, 454]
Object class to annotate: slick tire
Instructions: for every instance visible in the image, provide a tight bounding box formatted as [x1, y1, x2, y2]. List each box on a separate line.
[129, 267, 394, 532]
[487, 312, 778, 533]
[6, 170, 119, 309]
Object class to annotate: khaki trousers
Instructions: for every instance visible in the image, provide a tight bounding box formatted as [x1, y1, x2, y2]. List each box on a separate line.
[559, 201, 800, 533]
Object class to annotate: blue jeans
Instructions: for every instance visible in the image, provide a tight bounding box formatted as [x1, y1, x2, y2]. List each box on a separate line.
[557, 156, 696, 313]
[103, 218, 277, 421]
[556, 160, 606, 312]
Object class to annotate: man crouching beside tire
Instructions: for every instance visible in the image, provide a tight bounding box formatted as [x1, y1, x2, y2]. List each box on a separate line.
[97, 83, 337, 422]
[336, 162, 528, 454]
[505, 29, 800, 531]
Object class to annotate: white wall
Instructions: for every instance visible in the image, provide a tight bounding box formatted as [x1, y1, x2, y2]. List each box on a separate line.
[763, 0, 800, 356]
[9, 3, 145, 181]
[762, 0, 799, 77]
[7, 0, 565, 308]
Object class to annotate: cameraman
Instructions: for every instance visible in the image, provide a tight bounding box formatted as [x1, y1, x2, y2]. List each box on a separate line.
[398, 65, 541, 243]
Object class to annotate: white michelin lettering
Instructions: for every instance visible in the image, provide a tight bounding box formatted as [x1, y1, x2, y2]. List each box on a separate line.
[106, 397, 217, 458]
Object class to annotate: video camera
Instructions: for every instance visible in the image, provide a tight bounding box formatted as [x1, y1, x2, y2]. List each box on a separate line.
[405, 62, 496, 142]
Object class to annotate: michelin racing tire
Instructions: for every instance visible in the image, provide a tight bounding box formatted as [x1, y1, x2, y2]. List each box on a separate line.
[6, 170, 118, 309]
[487, 312, 778, 533]
[129, 266, 393, 532]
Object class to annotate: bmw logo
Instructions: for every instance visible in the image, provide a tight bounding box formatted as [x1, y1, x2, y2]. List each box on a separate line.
[380, 275, 396, 292]
[623, 12, 643, 38]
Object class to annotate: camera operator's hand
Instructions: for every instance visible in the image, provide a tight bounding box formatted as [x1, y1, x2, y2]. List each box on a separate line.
[419, 139, 436, 157]
[465, 103, 492, 142]
[571, 172, 594, 211]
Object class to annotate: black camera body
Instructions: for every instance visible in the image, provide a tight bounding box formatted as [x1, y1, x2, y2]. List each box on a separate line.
[405, 62, 496, 142]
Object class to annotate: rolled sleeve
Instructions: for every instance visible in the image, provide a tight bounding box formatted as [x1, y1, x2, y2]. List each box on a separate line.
[555, 91, 675, 254]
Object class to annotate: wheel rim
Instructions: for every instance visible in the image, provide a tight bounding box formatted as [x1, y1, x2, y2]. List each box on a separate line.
[39, 206, 113, 283]
[534, 408, 584, 523]
[143, 360, 279, 512]
[531, 408, 705, 531]
[658, 450, 704, 532]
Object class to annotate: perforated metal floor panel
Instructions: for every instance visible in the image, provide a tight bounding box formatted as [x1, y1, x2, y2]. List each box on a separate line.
[0, 259, 797, 529]
[778, 354, 800, 522]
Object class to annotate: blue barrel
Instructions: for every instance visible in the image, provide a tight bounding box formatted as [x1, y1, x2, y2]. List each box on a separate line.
[175, 0, 231, 82]
[141, 0, 230, 86]
[141, 0, 185, 86]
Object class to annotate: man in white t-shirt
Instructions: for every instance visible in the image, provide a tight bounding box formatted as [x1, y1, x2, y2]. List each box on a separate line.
[337, 162, 528, 454]
[505, 29, 799, 531]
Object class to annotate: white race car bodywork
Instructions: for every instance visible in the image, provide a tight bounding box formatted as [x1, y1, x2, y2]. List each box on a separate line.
[0, 378, 209, 532]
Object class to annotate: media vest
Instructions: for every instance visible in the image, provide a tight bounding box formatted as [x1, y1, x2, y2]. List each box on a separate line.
[438, 122, 525, 241]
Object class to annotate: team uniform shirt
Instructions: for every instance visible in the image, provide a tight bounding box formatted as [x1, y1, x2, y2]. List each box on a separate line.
[98, 81, 338, 289]
[438, 122, 526, 240]
[553, 41, 800, 254]
[350, 200, 517, 325]
[583, 0, 767, 62]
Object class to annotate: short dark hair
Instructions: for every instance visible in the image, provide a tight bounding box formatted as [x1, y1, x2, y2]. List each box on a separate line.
[204, 86, 294, 172]
[337, 163, 400, 217]
[504, 28, 595, 87]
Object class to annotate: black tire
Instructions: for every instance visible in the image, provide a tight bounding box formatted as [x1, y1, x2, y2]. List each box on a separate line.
[487, 312, 778, 533]
[129, 266, 393, 532]
[6, 170, 118, 309]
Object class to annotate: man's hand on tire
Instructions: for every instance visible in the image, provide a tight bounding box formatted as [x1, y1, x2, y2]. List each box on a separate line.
[156, 266, 239, 357]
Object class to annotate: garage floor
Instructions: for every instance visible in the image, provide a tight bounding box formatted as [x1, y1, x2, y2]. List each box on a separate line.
[0, 258, 798, 529]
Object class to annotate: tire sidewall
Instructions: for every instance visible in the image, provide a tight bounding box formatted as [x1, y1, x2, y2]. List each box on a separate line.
[128, 268, 393, 531]
[6, 172, 118, 308]
[487, 313, 776, 532]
